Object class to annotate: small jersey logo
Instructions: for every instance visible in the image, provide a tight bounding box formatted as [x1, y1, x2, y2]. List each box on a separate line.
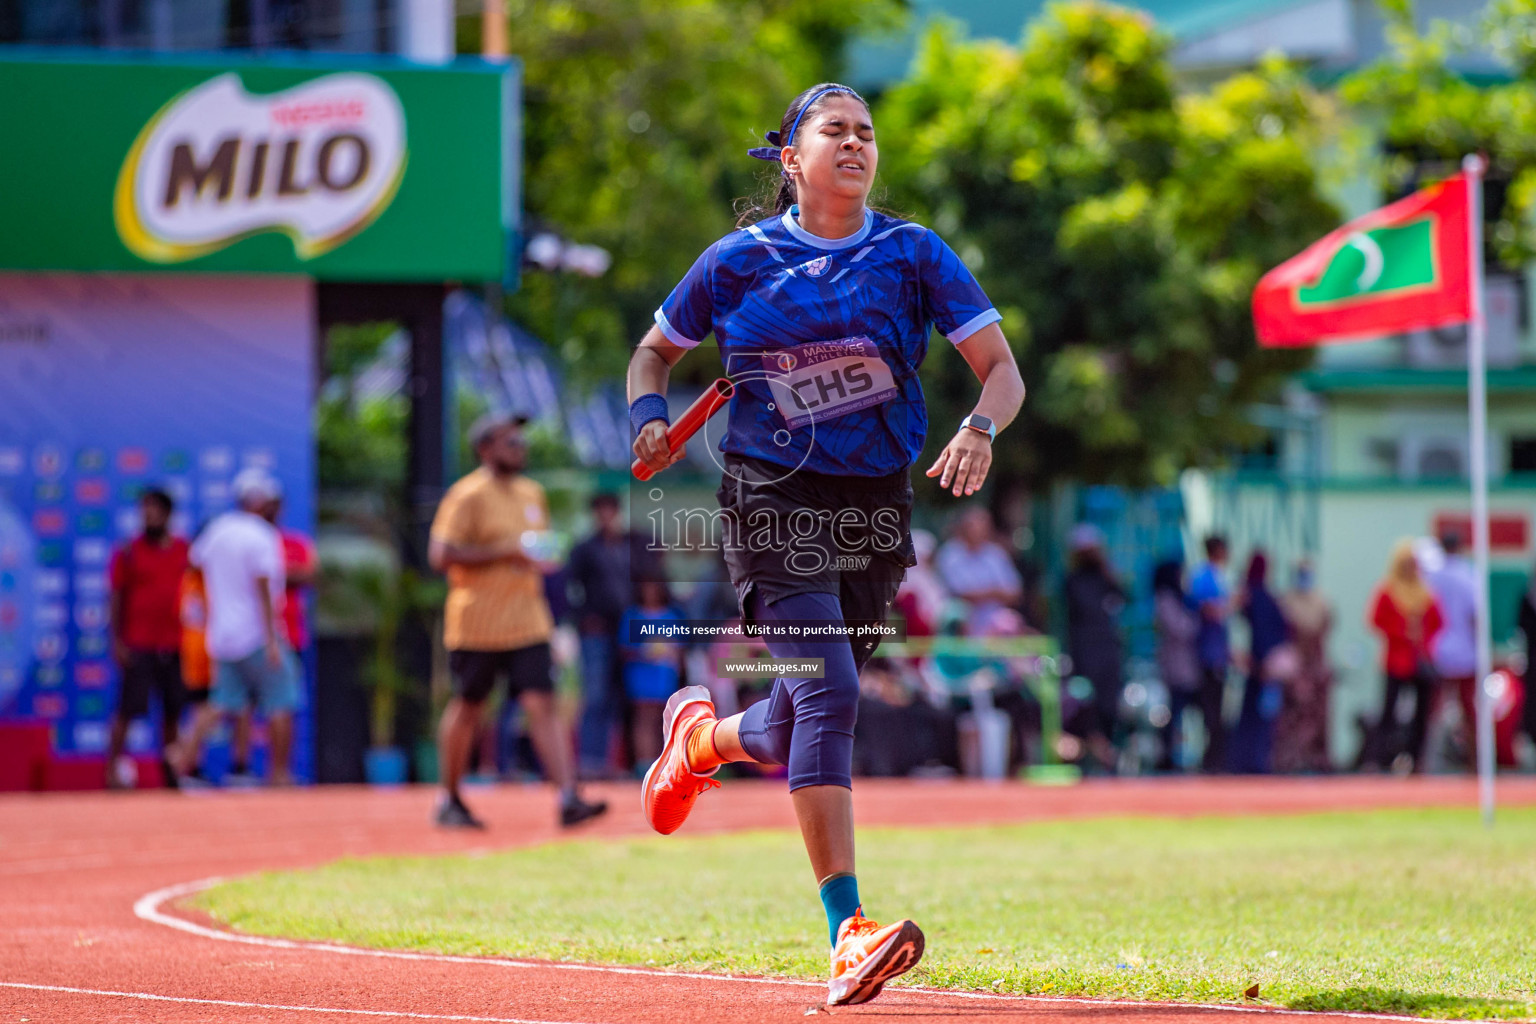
[776, 353, 798, 372]
[801, 255, 832, 277]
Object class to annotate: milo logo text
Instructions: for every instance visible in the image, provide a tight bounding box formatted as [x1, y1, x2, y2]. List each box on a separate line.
[114, 72, 407, 262]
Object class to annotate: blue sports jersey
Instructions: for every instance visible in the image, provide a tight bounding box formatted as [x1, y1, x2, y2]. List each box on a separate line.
[654, 206, 999, 477]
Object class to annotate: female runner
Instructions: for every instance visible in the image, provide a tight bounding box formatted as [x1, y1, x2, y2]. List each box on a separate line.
[627, 82, 1025, 1006]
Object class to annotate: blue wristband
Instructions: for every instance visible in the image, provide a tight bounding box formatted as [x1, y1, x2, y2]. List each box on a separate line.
[630, 393, 670, 436]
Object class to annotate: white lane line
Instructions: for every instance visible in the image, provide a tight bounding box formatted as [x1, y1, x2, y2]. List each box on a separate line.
[134, 878, 822, 988]
[136, 879, 1476, 1024]
[0, 981, 607, 1024]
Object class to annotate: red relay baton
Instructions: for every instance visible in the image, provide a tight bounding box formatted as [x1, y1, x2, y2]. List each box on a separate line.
[631, 378, 735, 481]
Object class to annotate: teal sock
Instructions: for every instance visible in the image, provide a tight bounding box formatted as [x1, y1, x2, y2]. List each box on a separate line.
[819, 873, 861, 946]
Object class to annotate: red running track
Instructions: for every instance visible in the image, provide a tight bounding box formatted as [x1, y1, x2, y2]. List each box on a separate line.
[2, 775, 1533, 1024]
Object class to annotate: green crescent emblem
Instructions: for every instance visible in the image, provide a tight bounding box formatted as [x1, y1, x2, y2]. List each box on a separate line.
[1297, 218, 1437, 306]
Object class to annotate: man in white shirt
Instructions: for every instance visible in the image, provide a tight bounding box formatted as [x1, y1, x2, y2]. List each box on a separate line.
[173, 469, 298, 785]
[1426, 531, 1478, 771]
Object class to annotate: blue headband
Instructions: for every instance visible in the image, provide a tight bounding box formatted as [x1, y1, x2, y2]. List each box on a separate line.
[748, 87, 849, 163]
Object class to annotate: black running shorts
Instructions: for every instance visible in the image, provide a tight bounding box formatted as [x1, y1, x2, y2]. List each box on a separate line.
[717, 454, 914, 665]
[117, 649, 185, 720]
[448, 642, 555, 704]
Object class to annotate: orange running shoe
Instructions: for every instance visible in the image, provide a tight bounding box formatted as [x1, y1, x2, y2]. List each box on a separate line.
[827, 910, 925, 1006]
[642, 685, 722, 835]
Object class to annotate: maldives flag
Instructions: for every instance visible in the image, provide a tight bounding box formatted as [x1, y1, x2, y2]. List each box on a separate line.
[1253, 172, 1473, 346]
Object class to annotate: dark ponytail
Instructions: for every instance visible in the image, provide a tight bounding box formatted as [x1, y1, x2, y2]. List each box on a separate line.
[735, 82, 868, 228]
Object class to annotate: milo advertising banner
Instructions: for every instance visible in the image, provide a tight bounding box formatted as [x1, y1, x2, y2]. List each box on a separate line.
[0, 54, 518, 280]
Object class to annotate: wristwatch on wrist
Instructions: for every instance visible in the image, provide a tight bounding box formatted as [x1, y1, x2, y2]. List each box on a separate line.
[961, 413, 996, 443]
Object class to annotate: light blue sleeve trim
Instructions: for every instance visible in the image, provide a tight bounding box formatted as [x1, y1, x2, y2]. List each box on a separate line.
[654, 309, 701, 349]
[946, 308, 1003, 345]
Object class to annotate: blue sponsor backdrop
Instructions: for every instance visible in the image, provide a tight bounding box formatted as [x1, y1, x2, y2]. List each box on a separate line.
[0, 273, 315, 780]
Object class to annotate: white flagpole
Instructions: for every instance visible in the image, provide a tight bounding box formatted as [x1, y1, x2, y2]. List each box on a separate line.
[1463, 154, 1495, 827]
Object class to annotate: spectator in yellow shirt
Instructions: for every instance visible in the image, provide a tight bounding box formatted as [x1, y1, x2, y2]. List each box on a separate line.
[429, 414, 607, 830]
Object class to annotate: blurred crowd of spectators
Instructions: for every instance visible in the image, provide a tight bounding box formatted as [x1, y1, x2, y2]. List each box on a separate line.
[543, 498, 1303, 780]
[540, 496, 1536, 783]
[114, 405, 1536, 793]
[1150, 535, 1335, 776]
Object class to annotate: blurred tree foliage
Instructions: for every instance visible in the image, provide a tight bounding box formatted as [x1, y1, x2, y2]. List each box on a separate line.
[1342, 0, 1536, 268]
[459, 0, 904, 386]
[877, 2, 1340, 493]
[317, 322, 407, 493]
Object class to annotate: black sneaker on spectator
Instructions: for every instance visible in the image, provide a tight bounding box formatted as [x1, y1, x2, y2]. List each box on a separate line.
[560, 794, 608, 828]
[160, 757, 180, 790]
[434, 793, 486, 830]
[178, 769, 213, 791]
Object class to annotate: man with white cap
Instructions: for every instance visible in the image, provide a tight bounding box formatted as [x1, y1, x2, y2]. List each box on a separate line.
[173, 468, 298, 785]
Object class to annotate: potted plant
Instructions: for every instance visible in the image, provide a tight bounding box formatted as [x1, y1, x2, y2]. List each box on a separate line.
[364, 566, 443, 785]
[320, 558, 443, 785]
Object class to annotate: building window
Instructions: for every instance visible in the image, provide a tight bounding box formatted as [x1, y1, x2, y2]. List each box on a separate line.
[1418, 445, 1465, 480]
[1511, 436, 1536, 475]
[1365, 438, 1399, 478]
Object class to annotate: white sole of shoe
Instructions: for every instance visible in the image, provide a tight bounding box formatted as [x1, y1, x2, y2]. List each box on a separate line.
[827, 920, 925, 1006]
[663, 684, 713, 734]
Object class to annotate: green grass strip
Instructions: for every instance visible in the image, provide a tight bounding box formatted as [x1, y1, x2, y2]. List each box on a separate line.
[193, 807, 1536, 1019]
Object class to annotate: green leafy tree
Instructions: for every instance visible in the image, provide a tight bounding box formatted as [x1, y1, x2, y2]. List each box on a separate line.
[461, 0, 903, 386]
[1342, 0, 1536, 268]
[876, 2, 1339, 494]
[317, 322, 407, 493]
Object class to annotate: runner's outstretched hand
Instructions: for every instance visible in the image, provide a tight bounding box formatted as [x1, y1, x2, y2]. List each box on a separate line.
[926, 429, 992, 497]
[633, 420, 687, 475]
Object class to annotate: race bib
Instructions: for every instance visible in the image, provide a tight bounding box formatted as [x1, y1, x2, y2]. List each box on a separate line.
[761, 337, 898, 430]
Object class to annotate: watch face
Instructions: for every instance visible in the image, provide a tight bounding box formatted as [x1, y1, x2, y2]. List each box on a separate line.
[968, 415, 993, 431]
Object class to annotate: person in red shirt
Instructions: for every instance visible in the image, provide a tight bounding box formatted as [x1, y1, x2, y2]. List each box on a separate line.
[1363, 539, 1443, 772]
[108, 487, 191, 787]
[271, 498, 318, 652]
